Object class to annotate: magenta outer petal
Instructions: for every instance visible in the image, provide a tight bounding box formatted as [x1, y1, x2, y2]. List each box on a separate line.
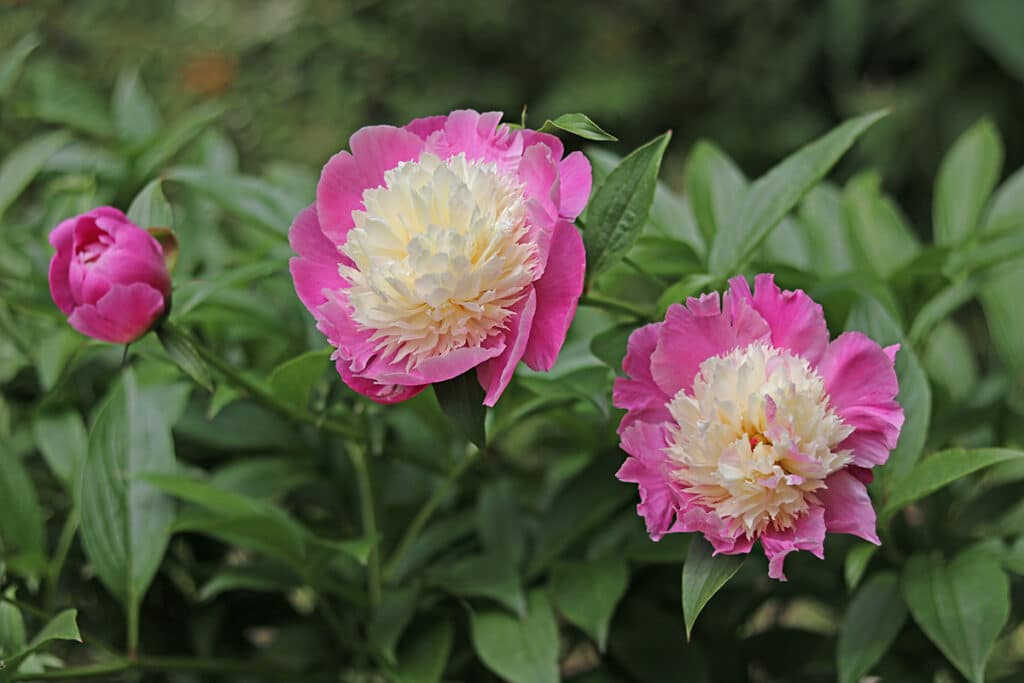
[613, 322, 673, 433]
[760, 506, 826, 581]
[372, 344, 506, 387]
[519, 129, 564, 163]
[426, 110, 523, 172]
[478, 289, 537, 407]
[316, 126, 425, 244]
[67, 283, 165, 344]
[616, 420, 685, 541]
[731, 274, 830, 366]
[820, 331, 905, 467]
[48, 217, 77, 314]
[288, 206, 345, 313]
[336, 357, 426, 405]
[819, 470, 880, 544]
[557, 151, 592, 220]
[522, 222, 584, 372]
[289, 204, 341, 265]
[650, 292, 770, 399]
[676, 506, 755, 555]
[404, 115, 448, 140]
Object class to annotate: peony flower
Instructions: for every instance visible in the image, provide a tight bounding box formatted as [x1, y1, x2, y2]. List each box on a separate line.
[49, 207, 172, 344]
[614, 274, 904, 579]
[289, 110, 591, 405]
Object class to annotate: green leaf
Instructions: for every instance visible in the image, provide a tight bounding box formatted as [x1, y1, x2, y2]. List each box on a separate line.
[843, 171, 920, 279]
[933, 119, 1003, 246]
[112, 67, 162, 144]
[685, 140, 747, 246]
[0, 589, 26, 657]
[845, 296, 930, 485]
[844, 543, 877, 592]
[164, 166, 293, 238]
[127, 178, 174, 229]
[370, 586, 419, 665]
[881, 448, 1024, 519]
[980, 258, 1024, 402]
[681, 535, 745, 639]
[0, 32, 39, 100]
[428, 553, 525, 616]
[267, 349, 332, 411]
[837, 572, 907, 683]
[584, 132, 671, 278]
[550, 559, 628, 651]
[156, 325, 213, 392]
[4, 609, 82, 672]
[79, 370, 176, 621]
[0, 449, 45, 572]
[983, 165, 1024, 235]
[32, 411, 88, 495]
[922, 320, 978, 403]
[135, 102, 225, 179]
[798, 182, 856, 275]
[709, 110, 886, 277]
[198, 564, 295, 602]
[433, 371, 486, 448]
[0, 130, 70, 223]
[476, 482, 526, 565]
[392, 620, 454, 683]
[590, 324, 635, 374]
[538, 113, 617, 141]
[903, 552, 1010, 683]
[960, 0, 1024, 82]
[470, 590, 560, 683]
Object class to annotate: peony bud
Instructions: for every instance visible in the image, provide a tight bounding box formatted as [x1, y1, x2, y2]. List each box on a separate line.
[48, 207, 172, 344]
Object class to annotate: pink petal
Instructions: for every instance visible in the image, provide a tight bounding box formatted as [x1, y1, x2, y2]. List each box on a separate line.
[48, 217, 77, 314]
[522, 222, 584, 372]
[404, 115, 448, 140]
[557, 151, 592, 220]
[677, 506, 756, 555]
[288, 206, 346, 313]
[316, 126, 425, 244]
[336, 357, 425, 405]
[760, 506, 826, 581]
[616, 420, 686, 541]
[820, 332, 905, 468]
[613, 322, 673, 433]
[819, 470, 880, 544]
[730, 274, 829, 366]
[67, 283, 165, 344]
[426, 110, 524, 172]
[371, 344, 506, 387]
[290, 258, 342, 314]
[289, 204, 341, 265]
[649, 292, 770, 398]
[478, 288, 537, 406]
[519, 129, 564, 162]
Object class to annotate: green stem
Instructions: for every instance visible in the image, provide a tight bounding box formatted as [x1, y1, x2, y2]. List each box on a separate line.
[349, 445, 381, 607]
[383, 448, 478, 581]
[44, 508, 79, 612]
[623, 256, 669, 287]
[162, 321, 361, 441]
[11, 655, 298, 681]
[579, 293, 653, 320]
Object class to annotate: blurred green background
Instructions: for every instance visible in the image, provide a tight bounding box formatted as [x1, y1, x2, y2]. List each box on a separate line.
[3, 0, 1023, 225]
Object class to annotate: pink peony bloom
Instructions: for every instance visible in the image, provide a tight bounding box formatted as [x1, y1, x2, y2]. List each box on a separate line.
[49, 207, 172, 344]
[289, 110, 591, 405]
[614, 274, 904, 580]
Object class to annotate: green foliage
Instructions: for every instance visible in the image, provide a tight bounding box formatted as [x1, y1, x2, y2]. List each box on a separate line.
[680, 537, 745, 639]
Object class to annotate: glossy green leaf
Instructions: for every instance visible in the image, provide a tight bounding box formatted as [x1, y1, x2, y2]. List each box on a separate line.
[681, 535, 745, 639]
[799, 182, 855, 275]
[112, 67, 162, 144]
[470, 590, 559, 683]
[933, 119, 1003, 246]
[433, 371, 486, 448]
[903, 552, 1009, 683]
[538, 113, 617, 141]
[267, 348, 331, 411]
[135, 102, 225, 179]
[551, 558, 628, 651]
[846, 296, 930, 485]
[32, 410, 88, 495]
[983, 165, 1024, 235]
[709, 110, 886, 277]
[843, 171, 920, 279]
[127, 178, 174, 229]
[837, 571, 907, 683]
[0, 130, 70, 223]
[4, 608, 82, 673]
[0, 448, 45, 571]
[685, 139, 746, 246]
[428, 553, 525, 616]
[844, 543, 877, 592]
[0, 589, 26, 657]
[881, 448, 1024, 519]
[156, 324, 213, 392]
[79, 370, 176, 616]
[392, 620, 455, 683]
[0, 32, 39, 100]
[584, 132, 671, 278]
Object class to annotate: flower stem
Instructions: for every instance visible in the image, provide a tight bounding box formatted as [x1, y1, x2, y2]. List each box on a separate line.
[161, 321, 362, 441]
[579, 292, 654, 320]
[383, 447, 478, 581]
[348, 444, 381, 607]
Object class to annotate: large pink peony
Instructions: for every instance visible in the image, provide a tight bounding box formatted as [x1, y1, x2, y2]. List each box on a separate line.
[614, 274, 904, 579]
[289, 110, 591, 406]
[49, 207, 172, 344]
